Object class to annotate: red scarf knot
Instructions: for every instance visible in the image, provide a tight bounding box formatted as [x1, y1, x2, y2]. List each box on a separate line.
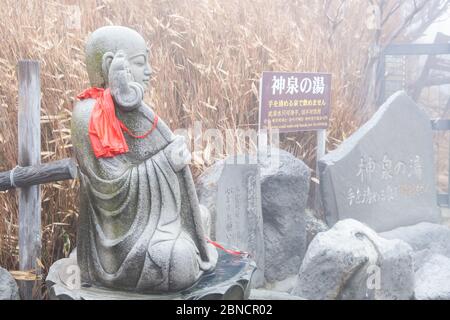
[77, 87, 158, 158]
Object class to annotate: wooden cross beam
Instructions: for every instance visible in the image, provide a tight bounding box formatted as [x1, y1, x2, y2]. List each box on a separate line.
[0, 60, 78, 299]
[0, 159, 77, 192]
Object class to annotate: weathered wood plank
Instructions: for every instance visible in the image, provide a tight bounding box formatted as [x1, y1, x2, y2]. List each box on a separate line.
[431, 119, 450, 131]
[438, 193, 449, 207]
[17, 60, 41, 300]
[0, 158, 77, 191]
[314, 129, 326, 213]
[385, 43, 450, 55]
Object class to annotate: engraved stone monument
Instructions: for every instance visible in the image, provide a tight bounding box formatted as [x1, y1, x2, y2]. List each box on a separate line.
[216, 161, 265, 287]
[319, 91, 440, 232]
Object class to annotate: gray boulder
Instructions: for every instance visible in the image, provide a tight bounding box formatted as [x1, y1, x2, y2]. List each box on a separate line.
[305, 209, 329, 245]
[291, 219, 414, 300]
[380, 222, 450, 258]
[414, 254, 450, 300]
[264, 275, 297, 293]
[259, 148, 311, 283]
[380, 222, 450, 300]
[0, 267, 19, 300]
[196, 148, 311, 283]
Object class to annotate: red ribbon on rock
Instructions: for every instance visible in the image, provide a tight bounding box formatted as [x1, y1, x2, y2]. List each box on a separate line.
[77, 87, 158, 158]
[206, 238, 249, 256]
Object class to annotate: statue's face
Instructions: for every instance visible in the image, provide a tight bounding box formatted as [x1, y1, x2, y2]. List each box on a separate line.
[86, 26, 156, 90]
[125, 48, 152, 92]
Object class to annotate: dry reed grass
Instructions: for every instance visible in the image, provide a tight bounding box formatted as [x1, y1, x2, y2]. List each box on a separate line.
[0, 0, 387, 294]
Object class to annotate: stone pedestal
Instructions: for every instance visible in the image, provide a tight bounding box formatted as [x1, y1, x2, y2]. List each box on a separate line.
[46, 251, 256, 300]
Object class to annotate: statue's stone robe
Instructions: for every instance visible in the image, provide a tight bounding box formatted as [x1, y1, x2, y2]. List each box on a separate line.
[71, 100, 217, 293]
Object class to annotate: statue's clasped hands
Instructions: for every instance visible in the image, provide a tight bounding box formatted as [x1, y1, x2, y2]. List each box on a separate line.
[165, 136, 192, 172]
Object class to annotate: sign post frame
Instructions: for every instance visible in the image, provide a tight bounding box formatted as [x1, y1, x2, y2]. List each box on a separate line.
[258, 71, 332, 211]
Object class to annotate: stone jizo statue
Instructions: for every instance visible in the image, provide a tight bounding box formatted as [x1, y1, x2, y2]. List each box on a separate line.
[71, 26, 218, 293]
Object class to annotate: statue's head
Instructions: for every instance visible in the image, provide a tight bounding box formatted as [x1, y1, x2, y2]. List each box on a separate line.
[85, 26, 152, 91]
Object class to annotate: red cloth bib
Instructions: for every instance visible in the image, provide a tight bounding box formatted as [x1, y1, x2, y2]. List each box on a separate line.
[77, 87, 158, 158]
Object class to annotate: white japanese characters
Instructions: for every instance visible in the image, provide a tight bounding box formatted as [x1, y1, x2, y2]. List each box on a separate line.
[271, 75, 325, 95]
[347, 154, 426, 207]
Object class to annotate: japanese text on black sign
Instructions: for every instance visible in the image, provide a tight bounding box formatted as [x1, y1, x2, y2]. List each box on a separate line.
[259, 72, 331, 133]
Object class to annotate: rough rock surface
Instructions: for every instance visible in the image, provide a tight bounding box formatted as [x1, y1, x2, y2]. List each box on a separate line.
[291, 219, 414, 300]
[249, 288, 304, 300]
[380, 222, 450, 300]
[259, 148, 311, 282]
[0, 267, 20, 300]
[414, 254, 450, 300]
[305, 209, 329, 245]
[380, 222, 450, 258]
[264, 275, 297, 293]
[197, 148, 311, 283]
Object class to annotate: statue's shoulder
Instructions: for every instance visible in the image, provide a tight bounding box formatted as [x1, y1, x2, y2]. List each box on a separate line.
[72, 99, 95, 125]
[71, 99, 98, 167]
[71, 98, 95, 146]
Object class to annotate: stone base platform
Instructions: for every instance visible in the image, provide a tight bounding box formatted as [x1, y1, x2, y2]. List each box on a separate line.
[46, 251, 256, 300]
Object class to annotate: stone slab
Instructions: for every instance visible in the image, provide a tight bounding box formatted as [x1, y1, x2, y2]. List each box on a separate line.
[319, 91, 440, 232]
[216, 162, 265, 287]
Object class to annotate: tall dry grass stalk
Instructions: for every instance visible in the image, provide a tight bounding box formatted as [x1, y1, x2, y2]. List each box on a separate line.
[0, 0, 384, 290]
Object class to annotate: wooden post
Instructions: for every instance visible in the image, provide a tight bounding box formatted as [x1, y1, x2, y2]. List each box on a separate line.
[314, 129, 326, 212]
[17, 60, 41, 300]
[377, 52, 386, 107]
[316, 129, 326, 166]
[257, 76, 266, 159]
